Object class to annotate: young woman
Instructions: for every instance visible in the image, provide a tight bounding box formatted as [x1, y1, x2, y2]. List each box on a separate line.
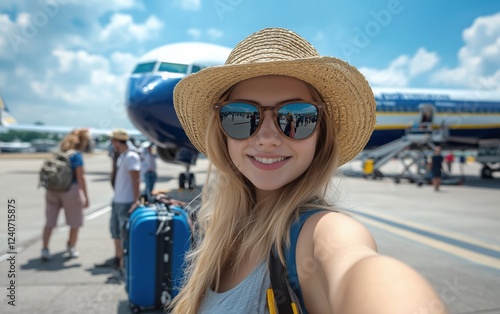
[42, 128, 90, 260]
[171, 28, 446, 314]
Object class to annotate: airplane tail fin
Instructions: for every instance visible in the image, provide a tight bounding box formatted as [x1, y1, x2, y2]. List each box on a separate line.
[0, 94, 17, 126]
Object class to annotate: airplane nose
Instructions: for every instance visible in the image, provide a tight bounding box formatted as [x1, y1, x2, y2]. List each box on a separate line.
[127, 76, 170, 107]
[126, 74, 192, 148]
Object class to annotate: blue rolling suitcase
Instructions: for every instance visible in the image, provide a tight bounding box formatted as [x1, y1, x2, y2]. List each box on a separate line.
[125, 203, 191, 313]
[123, 206, 157, 293]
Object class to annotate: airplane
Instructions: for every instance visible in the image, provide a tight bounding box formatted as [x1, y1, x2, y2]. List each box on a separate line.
[125, 42, 500, 186]
[126, 42, 232, 189]
[367, 87, 500, 148]
[2, 42, 499, 183]
[0, 93, 146, 151]
[0, 140, 34, 153]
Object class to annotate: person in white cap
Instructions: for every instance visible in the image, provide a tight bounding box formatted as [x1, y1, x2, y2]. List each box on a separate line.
[170, 28, 446, 314]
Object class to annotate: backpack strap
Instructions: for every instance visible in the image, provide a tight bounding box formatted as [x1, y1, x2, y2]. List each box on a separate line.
[268, 248, 298, 314]
[285, 209, 326, 313]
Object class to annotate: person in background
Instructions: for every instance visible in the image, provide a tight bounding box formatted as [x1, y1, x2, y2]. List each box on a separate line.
[141, 142, 158, 203]
[445, 151, 454, 174]
[108, 128, 140, 277]
[42, 128, 90, 260]
[430, 146, 444, 192]
[459, 149, 467, 180]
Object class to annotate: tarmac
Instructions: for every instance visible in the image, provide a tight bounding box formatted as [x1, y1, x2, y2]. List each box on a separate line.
[0, 151, 499, 314]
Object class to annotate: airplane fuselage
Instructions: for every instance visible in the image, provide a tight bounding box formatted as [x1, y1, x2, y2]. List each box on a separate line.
[125, 43, 500, 166]
[368, 88, 500, 147]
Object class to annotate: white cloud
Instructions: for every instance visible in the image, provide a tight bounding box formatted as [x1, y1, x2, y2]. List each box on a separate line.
[53, 49, 109, 73]
[0, 14, 16, 59]
[110, 52, 138, 75]
[187, 27, 223, 40]
[174, 0, 201, 11]
[0, 0, 139, 18]
[409, 48, 439, 76]
[99, 14, 163, 47]
[37, 49, 122, 106]
[360, 56, 410, 87]
[0, 0, 157, 128]
[0, 12, 49, 59]
[431, 13, 500, 91]
[13, 48, 135, 128]
[207, 28, 223, 40]
[15, 12, 32, 28]
[0, 0, 21, 10]
[187, 28, 202, 39]
[360, 49, 439, 87]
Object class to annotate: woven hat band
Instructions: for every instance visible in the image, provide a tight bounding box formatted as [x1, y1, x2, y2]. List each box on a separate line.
[225, 28, 320, 65]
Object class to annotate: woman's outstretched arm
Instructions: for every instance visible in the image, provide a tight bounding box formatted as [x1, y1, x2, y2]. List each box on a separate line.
[296, 212, 447, 314]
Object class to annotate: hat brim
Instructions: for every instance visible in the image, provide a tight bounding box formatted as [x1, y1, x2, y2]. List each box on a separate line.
[173, 56, 376, 166]
[110, 135, 129, 141]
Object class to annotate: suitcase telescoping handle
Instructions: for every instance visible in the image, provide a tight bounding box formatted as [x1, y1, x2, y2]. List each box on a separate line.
[156, 216, 171, 235]
[155, 214, 173, 308]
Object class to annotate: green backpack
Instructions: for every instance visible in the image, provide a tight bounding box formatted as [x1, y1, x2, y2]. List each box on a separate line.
[39, 150, 76, 192]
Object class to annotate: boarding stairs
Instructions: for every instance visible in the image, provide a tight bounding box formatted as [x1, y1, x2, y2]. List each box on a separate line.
[362, 126, 449, 183]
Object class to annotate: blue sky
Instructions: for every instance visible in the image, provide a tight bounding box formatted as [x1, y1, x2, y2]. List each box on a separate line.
[0, 0, 499, 129]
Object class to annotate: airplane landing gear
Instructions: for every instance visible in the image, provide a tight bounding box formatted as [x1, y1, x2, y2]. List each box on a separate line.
[178, 166, 196, 189]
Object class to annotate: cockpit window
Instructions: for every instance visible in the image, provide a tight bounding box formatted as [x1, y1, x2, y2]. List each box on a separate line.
[132, 62, 157, 74]
[158, 62, 189, 74]
[191, 65, 201, 73]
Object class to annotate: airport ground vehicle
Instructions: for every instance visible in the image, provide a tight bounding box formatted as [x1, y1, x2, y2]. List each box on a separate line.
[476, 140, 500, 179]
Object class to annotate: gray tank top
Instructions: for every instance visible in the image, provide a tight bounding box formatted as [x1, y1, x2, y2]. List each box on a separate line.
[198, 261, 270, 314]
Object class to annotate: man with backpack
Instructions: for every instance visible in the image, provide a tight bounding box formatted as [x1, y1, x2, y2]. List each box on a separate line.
[41, 128, 90, 261]
[108, 129, 141, 279]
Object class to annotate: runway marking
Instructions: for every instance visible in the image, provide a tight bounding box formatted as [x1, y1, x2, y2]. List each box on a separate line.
[349, 209, 500, 271]
[347, 208, 500, 253]
[0, 206, 111, 262]
[0, 247, 24, 263]
[85, 206, 111, 221]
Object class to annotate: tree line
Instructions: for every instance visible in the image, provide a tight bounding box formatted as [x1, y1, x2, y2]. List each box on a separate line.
[0, 130, 62, 142]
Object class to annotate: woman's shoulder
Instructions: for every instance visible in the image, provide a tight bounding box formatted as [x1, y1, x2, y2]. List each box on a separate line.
[301, 210, 374, 243]
[295, 211, 378, 312]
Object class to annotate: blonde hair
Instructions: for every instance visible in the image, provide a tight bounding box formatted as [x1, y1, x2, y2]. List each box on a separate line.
[60, 128, 90, 152]
[170, 83, 339, 314]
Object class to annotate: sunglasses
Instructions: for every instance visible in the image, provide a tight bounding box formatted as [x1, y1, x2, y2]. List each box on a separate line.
[214, 100, 323, 140]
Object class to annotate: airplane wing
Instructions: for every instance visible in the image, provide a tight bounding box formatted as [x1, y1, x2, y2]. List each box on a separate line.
[0, 94, 144, 140]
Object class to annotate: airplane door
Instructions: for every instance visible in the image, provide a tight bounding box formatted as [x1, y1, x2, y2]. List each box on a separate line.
[418, 103, 435, 130]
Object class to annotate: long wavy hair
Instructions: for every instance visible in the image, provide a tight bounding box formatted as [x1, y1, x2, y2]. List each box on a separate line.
[59, 128, 90, 152]
[170, 83, 339, 314]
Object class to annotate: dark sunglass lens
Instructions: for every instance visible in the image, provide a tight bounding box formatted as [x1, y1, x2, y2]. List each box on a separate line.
[277, 103, 319, 139]
[219, 102, 260, 139]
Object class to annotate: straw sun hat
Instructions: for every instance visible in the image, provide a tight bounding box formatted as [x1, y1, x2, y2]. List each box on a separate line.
[173, 27, 376, 166]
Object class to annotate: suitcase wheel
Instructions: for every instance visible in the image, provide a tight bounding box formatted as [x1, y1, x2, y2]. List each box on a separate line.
[130, 304, 141, 314]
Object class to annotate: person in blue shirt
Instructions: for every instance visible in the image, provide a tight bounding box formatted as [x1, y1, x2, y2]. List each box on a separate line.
[42, 128, 90, 260]
[140, 142, 158, 203]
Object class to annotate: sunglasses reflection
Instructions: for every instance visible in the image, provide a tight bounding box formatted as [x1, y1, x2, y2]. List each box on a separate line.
[219, 104, 319, 140]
